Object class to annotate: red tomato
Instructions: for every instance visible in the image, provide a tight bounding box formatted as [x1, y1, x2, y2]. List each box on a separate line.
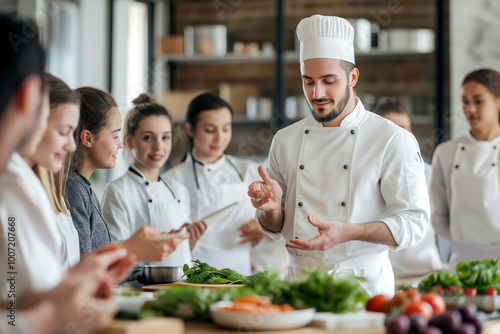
[404, 289, 421, 302]
[464, 288, 477, 297]
[485, 287, 498, 296]
[430, 285, 444, 294]
[366, 294, 390, 313]
[447, 285, 464, 295]
[403, 300, 434, 320]
[421, 292, 446, 315]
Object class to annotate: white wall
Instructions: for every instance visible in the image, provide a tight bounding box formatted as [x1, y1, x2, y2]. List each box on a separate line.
[450, 0, 500, 139]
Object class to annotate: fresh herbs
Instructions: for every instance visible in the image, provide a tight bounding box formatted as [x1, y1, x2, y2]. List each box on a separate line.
[418, 260, 500, 295]
[182, 260, 267, 285]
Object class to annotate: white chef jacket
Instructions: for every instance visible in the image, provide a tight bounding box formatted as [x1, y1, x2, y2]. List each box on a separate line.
[431, 133, 500, 270]
[0, 153, 64, 302]
[56, 202, 80, 269]
[164, 153, 287, 276]
[389, 163, 443, 277]
[259, 98, 429, 296]
[102, 166, 192, 266]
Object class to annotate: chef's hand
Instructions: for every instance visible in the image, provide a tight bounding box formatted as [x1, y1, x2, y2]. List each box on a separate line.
[185, 221, 207, 250]
[121, 226, 188, 262]
[286, 215, 347, 251]
[248, 166, 282, 212]
[238, 219, 269, 247]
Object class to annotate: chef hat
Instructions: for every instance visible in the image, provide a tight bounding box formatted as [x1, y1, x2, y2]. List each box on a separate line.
[296, 15, 355, 64]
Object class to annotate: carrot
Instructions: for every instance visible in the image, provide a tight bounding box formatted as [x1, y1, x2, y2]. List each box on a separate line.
[233, 295, 272, 306]
[218, 295, 296, 314]
[280, 304, 294, 312]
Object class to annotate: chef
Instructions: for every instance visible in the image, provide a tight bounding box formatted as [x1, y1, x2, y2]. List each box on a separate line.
[248, 15, 430, 296]
[431, 68, 500, 271]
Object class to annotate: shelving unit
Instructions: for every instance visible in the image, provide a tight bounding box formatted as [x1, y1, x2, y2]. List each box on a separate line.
[137, 0, 448, 160]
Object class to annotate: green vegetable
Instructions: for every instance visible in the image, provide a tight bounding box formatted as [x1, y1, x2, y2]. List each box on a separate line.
[417, 270, 461, 292]
[120, 287, 142, 297]
[182, 260, 267, 285]
[146, 268, 369, 320]
[456, 259, 500, 294]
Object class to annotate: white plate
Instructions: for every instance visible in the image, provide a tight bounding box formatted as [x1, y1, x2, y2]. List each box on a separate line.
[210, 301, 315, 331]
[115, 292, 154, 311]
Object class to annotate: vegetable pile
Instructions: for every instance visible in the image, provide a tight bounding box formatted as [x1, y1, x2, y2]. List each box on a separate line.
[144, 261, 369, 320]
[418, 259, 500, 296]
[182, 260, 265, 285]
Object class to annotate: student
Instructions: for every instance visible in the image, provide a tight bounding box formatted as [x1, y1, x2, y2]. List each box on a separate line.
[102, 93, 206, 273]
[248, 15, 429, 296]
[0, 14, 134, 334]
[65, 87, 187, 261]
[373, 98, 445, 276]
[20, 73, 80, 269]
[431, 68, 500, 270]
[164, 92, 286, 275]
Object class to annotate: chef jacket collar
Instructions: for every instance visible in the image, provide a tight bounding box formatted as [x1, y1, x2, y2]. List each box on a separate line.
[128, 165, 177, 199]
[190, 150, 228, 169]
[465, 131, 500, 144]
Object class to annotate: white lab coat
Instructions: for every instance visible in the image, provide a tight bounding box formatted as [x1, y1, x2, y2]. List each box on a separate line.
[102, 166, 192, 266]
[389, 163, 444, 276]
[260, 98, 429, 296]
[56, 202, 80, 269]
[164, 153, 287, 276]
[0, 153, 63, 301]
[431, 133, 500, 271]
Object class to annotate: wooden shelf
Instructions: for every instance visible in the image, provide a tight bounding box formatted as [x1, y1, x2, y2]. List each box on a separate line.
[158, 50, 434, 64]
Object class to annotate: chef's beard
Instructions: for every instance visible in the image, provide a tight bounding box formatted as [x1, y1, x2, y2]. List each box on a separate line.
[308, 84, 351, 123]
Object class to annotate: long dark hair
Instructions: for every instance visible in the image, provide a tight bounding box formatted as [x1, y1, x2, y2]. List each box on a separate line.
[71, 87, 117, 169]
[462, 68, 500, 123]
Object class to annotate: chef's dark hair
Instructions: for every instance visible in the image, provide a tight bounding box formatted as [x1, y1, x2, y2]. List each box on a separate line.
[125, 93, 172, 137]
[71, 87, 118, 169]
[372, 97, 411, 118]
[44, 72, 80, 108]
[185, 92, 233, 129]
[0, 13, 45, 120]
[340, 60, 356, 78]
[462, 69, 500, 98]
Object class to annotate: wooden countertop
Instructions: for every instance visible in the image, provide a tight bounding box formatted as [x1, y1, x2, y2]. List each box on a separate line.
[97, 318, 500, 334]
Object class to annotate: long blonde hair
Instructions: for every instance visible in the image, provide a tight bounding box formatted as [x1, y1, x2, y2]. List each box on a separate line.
[33, 73, 79, 216]
[33, 162, 70, 215]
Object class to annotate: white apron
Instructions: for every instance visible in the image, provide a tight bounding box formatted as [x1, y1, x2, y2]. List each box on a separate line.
[449, 139, 500, 270]
[189, 155, 252, 275]
[282, 124, 394, 296]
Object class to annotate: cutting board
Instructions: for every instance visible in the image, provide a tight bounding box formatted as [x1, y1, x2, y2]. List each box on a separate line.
[142, 281, 244, 291]
[94, 317, 183, 334]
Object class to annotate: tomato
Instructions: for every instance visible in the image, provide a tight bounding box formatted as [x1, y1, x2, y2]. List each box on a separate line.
[447, 285, 464, 295]
[430, 285, 444, 295]
[366, 294, 390, 313]
[485, 287, 498, 296]
[421, 292, 446, 315]
[464, 288, 477, 297]
[404, 289, 421, 302]
[403, 300, 434, 320]
[380, 292, 406, 314]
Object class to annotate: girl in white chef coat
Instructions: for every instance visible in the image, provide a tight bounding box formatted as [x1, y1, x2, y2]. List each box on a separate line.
[65, 87, 187, 262]
[431, 68, 500, 271]
[373, 98, 444, 276]
[102, 94, 206, 274]
[25, 73, 81, 269]
[163, 92, 286, 275]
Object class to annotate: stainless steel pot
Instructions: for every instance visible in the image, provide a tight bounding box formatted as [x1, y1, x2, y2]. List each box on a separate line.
[142, 266, 184, 284]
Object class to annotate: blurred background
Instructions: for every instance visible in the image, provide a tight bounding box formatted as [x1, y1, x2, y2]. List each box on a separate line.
[2, 0, 499, 195]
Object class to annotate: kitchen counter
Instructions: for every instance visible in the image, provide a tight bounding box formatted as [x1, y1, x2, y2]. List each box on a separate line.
[97, 318, 500, 333]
